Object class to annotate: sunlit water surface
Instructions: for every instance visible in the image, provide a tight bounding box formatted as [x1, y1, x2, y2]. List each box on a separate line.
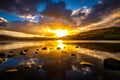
[0, 40, 120, 80]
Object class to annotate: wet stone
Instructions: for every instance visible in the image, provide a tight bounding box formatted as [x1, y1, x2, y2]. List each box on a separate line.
[104, 58, 120, 71]
[42, 47, 47, 50]
[24, 49, 29, 52]
[0, 52, 6, 58]
[0, 58, 5, 63]
[20, 51, 26, 55]
[24, 65, 32, 69]
[7, 54, 16, 58]
[57, 47, 61, 50]
[35, 52, 39, 54]
[80, 62, 94, 67]
[36, 65, 42, 69]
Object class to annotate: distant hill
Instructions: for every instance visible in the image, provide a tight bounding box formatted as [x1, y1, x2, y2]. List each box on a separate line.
[62, 27, 120, 40]
[0, 27, 120, 40]
[0, 35, 55, 41]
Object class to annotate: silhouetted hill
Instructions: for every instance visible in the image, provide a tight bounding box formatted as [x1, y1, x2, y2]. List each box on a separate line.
[62, 27, 120, 40]
[0, 27, 120, 40]
[0, 35, 55, 41]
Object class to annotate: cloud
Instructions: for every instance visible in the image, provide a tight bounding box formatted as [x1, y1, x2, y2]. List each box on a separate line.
[0, 17, 8, 27]
[0, 0, 120, 37]
[0, 17, 7, 22]
[0, 0, 49, 16]
[80, 0, 120, 26]
[71, 7, 90, 17]
[41, 1, 72, 18]
[19, 14, 41, 22]
[79, 10, 120, 31]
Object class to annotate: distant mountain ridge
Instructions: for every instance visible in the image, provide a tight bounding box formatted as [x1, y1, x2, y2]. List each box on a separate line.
[0, 27, 120, 40]
[62, 27, 120, 40]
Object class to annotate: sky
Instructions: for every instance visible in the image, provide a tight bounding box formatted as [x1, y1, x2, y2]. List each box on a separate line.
[0, 0, 120, 37]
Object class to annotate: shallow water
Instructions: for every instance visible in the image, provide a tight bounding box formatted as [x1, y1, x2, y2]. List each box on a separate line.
[0, 40, 120, 80]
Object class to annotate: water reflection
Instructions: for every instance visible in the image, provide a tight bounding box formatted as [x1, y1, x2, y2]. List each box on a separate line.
[0, 40, 120, 80]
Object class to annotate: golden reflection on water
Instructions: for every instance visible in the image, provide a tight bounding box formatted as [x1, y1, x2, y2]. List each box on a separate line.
[0, 40, 120, 60]
[57, 40, 65, 49]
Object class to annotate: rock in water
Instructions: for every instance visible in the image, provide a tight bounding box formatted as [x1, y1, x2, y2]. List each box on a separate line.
[42, 47, 47, 50]
[7, 54, 16, 58]
[20, 51, 26, 55]
[6, 68, 17, 73]
[71, 54, 76, 56]
[24, 49, 29, 52]
[80, 62, 94, 67]
[57, 47, 61, 50]
[103, 58, 120, 71]
[0, 52, 6, 58]
[0, 58, 5, 63]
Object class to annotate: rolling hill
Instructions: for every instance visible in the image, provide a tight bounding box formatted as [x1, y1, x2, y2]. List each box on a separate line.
[62, 27, 120, 40]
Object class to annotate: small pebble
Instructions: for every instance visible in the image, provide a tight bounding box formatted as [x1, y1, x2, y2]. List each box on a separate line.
[71, 54, 76, 56]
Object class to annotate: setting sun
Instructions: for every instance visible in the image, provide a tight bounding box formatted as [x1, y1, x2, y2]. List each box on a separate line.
[54, 30, 68, 37]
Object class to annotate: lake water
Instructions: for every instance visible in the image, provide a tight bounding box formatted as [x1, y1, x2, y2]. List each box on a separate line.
[0, 40, 120, 80]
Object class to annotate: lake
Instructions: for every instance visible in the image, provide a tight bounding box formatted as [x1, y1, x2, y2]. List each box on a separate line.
[0, 40, 120, 80]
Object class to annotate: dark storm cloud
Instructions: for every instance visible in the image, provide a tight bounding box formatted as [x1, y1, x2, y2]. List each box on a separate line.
[41, 1, 72, 18]
[0, 0, 49, 16]
[81, 0, 120, 26]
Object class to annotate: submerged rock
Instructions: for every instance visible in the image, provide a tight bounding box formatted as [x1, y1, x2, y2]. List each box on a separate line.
[62, 51, 67, 53]
[103, 58, 120, 71]
[37, 49, 39, 51]
[42, 47, 47, 50]
[50, 48, 53, 50]
[76, 46, 79, 48]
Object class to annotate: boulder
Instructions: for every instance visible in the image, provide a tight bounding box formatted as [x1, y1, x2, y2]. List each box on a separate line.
[103, 58, 120, 71]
